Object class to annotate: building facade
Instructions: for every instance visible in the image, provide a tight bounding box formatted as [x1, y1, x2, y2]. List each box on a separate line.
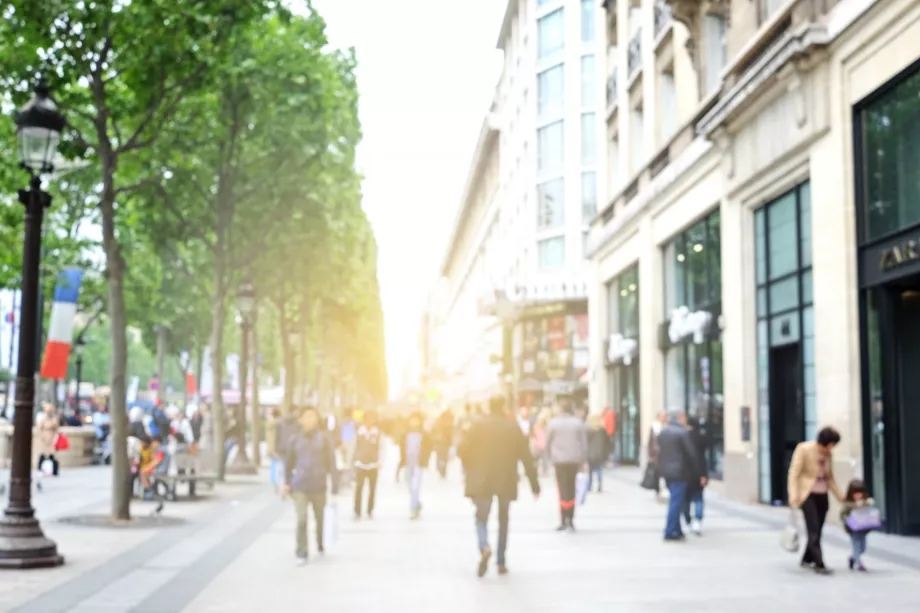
[587, 0, 920, 535]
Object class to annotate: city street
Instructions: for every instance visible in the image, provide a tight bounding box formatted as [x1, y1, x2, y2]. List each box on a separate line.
[4, 449, 920, 613]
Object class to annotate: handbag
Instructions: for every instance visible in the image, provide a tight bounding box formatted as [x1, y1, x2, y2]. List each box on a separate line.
[54, 433, 70, 452]
[323, 501, 339, 547]
[779, 508, 800, 553]
[576, 471, 590, 506]
[845, 507, 883, 532]
[640, 463, 658, 490]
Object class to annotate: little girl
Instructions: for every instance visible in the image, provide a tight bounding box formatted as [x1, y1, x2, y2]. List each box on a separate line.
[840, 479, 876, 572]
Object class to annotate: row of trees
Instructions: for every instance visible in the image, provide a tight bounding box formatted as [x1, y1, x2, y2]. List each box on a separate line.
[0, 1, 387, 520]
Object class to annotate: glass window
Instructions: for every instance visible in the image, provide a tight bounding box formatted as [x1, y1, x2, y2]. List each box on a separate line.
[537, 121, 564, 174]
[581, 113, 597, 164]
[665, 346, 686, 412]
[582, 231, 590, 255]
[606, 280, 618, 333]
[799, 182, 812, 267]
[537, 178, 565, 229]
[767, 191, 798, 279]
[581, 55, 595, 108]
[659, 70, 677, 144]
[708, 211, 722, 303]
[631, 108, 644, 173]
[862, 66, 920, 240]
[768, 276, 799, 314]
[538, 65, 565, 117]
[617, 267, 639, 336]
[581, 0, 596, 43]
[685, 220, 708, 309]
[538, 236, 565, 269]
[581, 172, 596, 221]
[538, 9, 565, 59]
[663, 237, 687, 313]
[702, 15, 727, 94]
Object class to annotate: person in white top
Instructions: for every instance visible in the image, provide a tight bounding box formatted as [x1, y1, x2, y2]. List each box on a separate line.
[517, 407, 532, 437]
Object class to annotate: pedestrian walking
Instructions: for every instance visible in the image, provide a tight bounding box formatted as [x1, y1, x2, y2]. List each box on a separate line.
[266, 408, 283, 493]
[283, 405, 339, 565]
[787, 426, 843, 574]
[432, 410, 454, 479]
[546, 402, 588, 531]
[657, 409, 705, 541]
[642, 411, 667, 498]
[586, 415, 607, 493]
[36, 402, 60, 477]
[339, 409, 357, 488]
[399, 412, 432, 520]
[459, 395, 540, 577]
[840, 479, 878, 572]
[530, 409, 551, 477]
[682, 416, 708, 535]
[602, 405, 616, 465]
[354, 410, 382, 519]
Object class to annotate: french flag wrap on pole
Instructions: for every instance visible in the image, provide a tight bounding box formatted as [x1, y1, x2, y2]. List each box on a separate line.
[40, 267, 83, 380]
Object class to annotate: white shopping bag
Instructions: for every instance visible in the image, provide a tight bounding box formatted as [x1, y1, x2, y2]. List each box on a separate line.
[323, 501, 339, 547]
[39, 459, 54, 476]
[576, 471, 590, 506]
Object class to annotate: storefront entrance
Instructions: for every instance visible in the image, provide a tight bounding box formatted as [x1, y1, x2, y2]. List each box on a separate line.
[616, 363, 640, 465]
[768, 343, 803, 505]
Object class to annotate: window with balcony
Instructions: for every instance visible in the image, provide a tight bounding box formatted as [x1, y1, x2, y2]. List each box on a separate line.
[702, 14, 728, 94]
[759, 0, 787, 24]
[627, 28, 642, 78]
[581, 113, 597, 165]
[538, 64, 565, 117]
[658, 68, 677, 144]
[537, 120, 565, 174]
[581, 55, 596, 108]
[607, 68, 618, 110]
[631, 107, 644, 173]
[582, 171, 597, 221]
[654, 2, 672, 40]
[538, 236, 566, 269]
[581, 0, 596, 43]
[537, 178, 565, 230]
[538, 9, 565, 60]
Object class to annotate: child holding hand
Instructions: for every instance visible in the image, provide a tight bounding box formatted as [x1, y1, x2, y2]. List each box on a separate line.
[840, 479, 878, 572]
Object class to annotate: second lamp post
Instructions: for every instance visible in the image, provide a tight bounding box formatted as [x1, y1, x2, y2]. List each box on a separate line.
[227, 281, 257, 475]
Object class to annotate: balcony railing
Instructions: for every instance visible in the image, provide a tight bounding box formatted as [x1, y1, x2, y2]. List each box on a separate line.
[606, 69, 618, 110]
[654, 2, 672, 40]
[627, 29, 642, 79]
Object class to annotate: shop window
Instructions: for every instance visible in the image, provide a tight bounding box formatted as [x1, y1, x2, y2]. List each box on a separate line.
[860, 68, 920, 242]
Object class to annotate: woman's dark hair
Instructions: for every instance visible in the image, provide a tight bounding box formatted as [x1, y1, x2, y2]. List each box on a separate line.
[816, 427, 841, 447]
[845, 479, 869, 502]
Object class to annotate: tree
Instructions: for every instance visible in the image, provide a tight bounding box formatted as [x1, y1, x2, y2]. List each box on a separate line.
[0, 0, 278, 520]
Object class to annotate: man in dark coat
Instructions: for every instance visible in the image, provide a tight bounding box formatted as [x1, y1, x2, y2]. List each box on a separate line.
[458, 395, 540, 578]
[657, 409, 706, 541]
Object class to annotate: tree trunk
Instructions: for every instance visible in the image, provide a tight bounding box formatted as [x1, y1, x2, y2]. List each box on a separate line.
[209, 253, 227, 480]
[279, 302, 293, 414]
[250, 308, 261, 467]
[155, 325, 166, 405]
[195, 346, 204, 400]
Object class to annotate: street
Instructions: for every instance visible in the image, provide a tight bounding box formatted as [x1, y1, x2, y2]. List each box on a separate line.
[3, 452, 920, 613]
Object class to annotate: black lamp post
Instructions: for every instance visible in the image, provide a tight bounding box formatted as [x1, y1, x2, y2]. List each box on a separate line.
[74, 336, 86, 415]
[227, 281, 256, 475]
[0, 79, 66, 569]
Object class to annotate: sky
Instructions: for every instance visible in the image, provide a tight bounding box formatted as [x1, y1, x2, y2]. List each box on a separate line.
[306, 0, 506, 398]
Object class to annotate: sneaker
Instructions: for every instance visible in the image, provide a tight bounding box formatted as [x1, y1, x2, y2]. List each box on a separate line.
[318, 545, 325, 555]
[691, 519, 702, 535]
[567, 522, 576, 532]
[848, 557, 854, 571]
[477, 547, 492, 578]
[814, 566, 834, 575]
[497, 565, 509, 576]
[555, 524, 567, 532]
[296, 556, 308, 566]
[857, 564, 868, 572]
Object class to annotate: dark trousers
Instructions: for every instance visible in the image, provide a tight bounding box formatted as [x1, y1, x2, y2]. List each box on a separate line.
[436, 444, 450, 478]
[354, 468, 378, 516]
[37, 454, 59, 476]
[474, 496, 510, 566]
[555, 463, 579, 525]
[801, 493, 829, 568]
[292, 491, 326, 558]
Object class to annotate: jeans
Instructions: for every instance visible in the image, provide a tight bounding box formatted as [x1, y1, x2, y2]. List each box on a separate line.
[850, 531, 868, 565]
[682, 486, 704, 523]
[354, 468, 378, 516]
[406, 465, 423, 512]
[801, 493, 829, 568]
[587, 465, 603, 492]
[664, 480, 688, 539]
[475, 497, 510, 566]
[269, 457, 283, 487]
[292, 491, 326, 558]
[555, 463, 579, 525]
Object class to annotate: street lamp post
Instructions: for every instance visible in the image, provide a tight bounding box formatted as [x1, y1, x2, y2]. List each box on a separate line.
[227, 281, 256, 475]
[74, 336, 86, 413]
[0, 79, 66, 569]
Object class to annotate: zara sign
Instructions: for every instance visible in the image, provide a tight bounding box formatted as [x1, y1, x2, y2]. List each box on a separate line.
[607, 334, 638, 366]
[667, 306, 713, 344]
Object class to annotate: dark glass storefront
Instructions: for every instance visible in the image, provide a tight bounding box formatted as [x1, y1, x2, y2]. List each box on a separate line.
[605, 265, 641, 465]
[754, 181, 814, 505]
[855, 61, 920, 536]
[660, 209, 724, 479]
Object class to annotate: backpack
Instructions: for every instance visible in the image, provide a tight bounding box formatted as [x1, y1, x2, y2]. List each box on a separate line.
[149, 409, 171, 441]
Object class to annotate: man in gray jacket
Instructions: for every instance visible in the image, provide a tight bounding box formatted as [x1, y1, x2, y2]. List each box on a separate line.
[546, 402, 589, 531]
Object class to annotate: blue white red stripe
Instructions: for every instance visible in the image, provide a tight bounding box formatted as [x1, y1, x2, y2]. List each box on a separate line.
[40, 267, 83, 380]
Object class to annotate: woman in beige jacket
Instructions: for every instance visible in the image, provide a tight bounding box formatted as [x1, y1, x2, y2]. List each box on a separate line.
[35, 402, 61, 476]
[787, 427, 844, 574]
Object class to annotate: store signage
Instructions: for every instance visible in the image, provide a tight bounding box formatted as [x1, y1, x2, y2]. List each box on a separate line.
[607, 334, 638, 365]
[667, 306, 713, 344]
[880, 238, 919, 271]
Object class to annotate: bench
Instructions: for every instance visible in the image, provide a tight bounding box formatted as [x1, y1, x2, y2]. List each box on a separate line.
[153, 447, 217, 501]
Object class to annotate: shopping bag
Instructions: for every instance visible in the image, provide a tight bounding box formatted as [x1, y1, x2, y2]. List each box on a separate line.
[845, 507, 883, 533]
[39, 459, 54, 476]
[575, 471, 590, 506]
[779, 508, 800, 553]
[323, 501, 339, 547]
[54, 433, 70, 451]
[640, 463, 658, 490]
